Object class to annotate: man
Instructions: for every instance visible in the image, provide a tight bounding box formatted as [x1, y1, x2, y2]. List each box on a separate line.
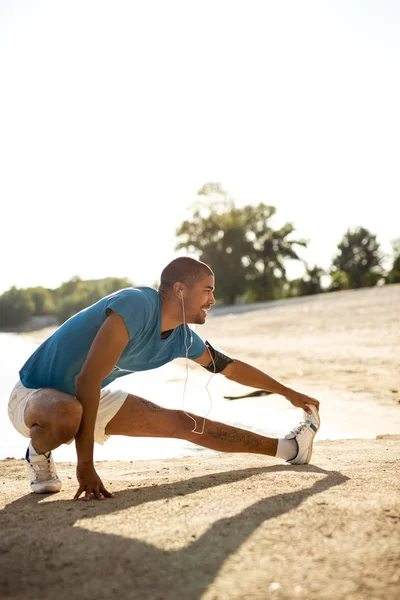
[8, 257, 320, 501]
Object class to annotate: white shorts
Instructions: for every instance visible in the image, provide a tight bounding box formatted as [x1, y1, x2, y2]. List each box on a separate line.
[8, 381, 129, 445]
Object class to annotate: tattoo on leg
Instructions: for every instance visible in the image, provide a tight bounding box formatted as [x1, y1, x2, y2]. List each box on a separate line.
[208, 426, 263, 451]
[141, 398, 163, 412]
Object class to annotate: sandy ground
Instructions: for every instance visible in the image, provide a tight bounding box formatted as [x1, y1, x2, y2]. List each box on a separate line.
[1, 285, 399, 598]
[0, 439, 399, 600]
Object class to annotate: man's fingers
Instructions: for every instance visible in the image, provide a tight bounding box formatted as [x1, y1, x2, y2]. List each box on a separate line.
[74, 486, 84, 501]
[309, 399, 320, 408]
[75, 487, 111, 502]
[84, 488, 93, 502]
[304, 399, 320, 414]
[94, 487, 104, 500]
[100, 484, 113, 498]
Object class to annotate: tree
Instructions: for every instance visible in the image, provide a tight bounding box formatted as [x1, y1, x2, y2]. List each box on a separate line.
[54, 276, 134, 323]
[331, 227, 383, 289]
[328, 270, 350, 292]
[242, 204, 308, 301]
[0, 287, 35, 327]
[386, 238, 400, 284]
[176, 183, 307, 304]
[101, 277, 133, 296]
[176, 184, 251, 304]
[29, 286, 56, 315]
[291, 265, 325, 296]
[0, 276, 135, 329]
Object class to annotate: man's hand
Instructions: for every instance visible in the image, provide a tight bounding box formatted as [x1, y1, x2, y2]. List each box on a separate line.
[285, 390, 320, 414]
[204, 358, 321, 415]
[74, 463, 113, 501]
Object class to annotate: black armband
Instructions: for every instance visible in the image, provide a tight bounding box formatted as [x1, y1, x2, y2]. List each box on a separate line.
[202, 340, 235, 374]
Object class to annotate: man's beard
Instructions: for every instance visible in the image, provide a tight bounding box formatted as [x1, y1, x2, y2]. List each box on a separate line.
[192, 316, 206, 325]
[187, 309, 206, 325]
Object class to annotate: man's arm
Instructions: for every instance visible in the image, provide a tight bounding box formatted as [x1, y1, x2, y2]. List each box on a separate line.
[74, 311, 129, 500]
[193, 350, 319, 414]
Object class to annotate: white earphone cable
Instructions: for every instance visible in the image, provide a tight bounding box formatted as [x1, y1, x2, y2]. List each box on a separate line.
[181, 292, 215, 435]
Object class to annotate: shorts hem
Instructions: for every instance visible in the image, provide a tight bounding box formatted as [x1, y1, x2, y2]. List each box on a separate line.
[8, 381, 130, 446]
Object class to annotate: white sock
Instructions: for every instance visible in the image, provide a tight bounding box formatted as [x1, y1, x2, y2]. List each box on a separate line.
[276, 437, 297, 461]
[29, 440, 45, 458]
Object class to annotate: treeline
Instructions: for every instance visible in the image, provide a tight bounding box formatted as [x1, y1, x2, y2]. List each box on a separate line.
[1, 182, 399, 328]
[0, 277, 133, 329]
[175, 183, 400, 304]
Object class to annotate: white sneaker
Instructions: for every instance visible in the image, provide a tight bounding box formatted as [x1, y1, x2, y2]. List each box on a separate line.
[25, 444, 62, 493]
[286, 405, 321, 465]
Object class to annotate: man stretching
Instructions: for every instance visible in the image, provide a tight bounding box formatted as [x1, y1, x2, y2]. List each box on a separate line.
[8, 257, 320, 501]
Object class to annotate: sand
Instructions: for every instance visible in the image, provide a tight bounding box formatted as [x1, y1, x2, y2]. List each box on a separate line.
[0, 439, 399, 600]
[1, 285, 399, 599]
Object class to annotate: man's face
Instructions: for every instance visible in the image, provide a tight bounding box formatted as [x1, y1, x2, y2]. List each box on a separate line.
[184, 275, 216, 325]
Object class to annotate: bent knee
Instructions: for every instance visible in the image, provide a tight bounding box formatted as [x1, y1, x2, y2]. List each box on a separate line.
[52, 398, 83, 442]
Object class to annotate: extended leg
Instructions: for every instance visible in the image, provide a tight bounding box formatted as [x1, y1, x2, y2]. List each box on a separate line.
[105, 395, 278, 456]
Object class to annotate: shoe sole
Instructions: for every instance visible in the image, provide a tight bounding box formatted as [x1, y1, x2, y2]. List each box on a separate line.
[304, 405, 320, 464]
[31, 483, 62, 494]
[289, 405, 321, 465]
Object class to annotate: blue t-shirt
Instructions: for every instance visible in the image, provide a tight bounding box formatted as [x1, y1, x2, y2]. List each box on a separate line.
[19, 287, 206, 395]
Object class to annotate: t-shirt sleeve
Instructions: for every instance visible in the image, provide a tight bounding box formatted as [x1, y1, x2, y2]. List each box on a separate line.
[104, 291, 149, 340]
[187, 329, 206, 360]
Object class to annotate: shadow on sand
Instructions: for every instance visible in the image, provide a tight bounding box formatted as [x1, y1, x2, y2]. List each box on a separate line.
[1, 463, 349, 600]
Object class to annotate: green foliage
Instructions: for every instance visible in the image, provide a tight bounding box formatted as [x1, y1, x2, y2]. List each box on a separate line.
[53, 278, 95, 324]
[386, 238, 400, 284]
[0, 287, 35, 327]
[360, 271, 384, 287]
[296, 265, 325, 296]
[53, 276, 133, 323]
[328, 270, 350, 292]
[29, 286, 56, 315]
[102, 277, 133, 296]
[0, 276, 133, 328]
[176, 183, 307, 304]
[243, 205, 308, 301]
[176, 184, 250, 304]
[331, 227, 383, 289]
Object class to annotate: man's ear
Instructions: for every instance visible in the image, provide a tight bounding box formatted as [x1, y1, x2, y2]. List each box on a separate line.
[173, 282, 184, 299]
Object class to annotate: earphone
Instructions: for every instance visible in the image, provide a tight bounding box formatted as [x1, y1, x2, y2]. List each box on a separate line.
[178, 289, 193, 345]
[179, 286, 215, 435]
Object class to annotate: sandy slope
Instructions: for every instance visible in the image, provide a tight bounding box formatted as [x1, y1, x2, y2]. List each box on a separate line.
[0, 438, 399, 600]
[198, 284, 400, 406]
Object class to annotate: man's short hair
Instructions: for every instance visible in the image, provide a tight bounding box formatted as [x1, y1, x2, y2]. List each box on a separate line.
[159, 257, 213, 293]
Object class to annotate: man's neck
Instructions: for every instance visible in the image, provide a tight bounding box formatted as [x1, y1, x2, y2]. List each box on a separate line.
[159, 293, 184, 334]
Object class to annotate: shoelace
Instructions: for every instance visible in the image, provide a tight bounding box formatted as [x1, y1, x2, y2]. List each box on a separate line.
[289, 420, 310, 436]
[29, 454, 57, 482]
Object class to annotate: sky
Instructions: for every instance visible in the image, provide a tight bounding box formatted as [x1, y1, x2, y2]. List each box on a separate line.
[1, 0, 399, 294]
